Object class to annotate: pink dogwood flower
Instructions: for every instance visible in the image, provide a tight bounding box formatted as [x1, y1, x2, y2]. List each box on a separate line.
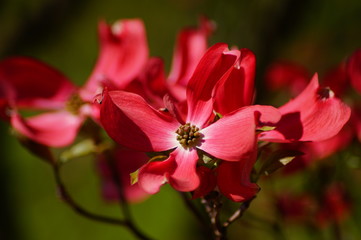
[99, 43, 281, 194]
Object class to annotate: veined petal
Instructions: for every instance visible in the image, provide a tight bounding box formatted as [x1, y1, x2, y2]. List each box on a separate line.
[83, 19, 148, 99]
[213, 48, 256, 115]
[99, 90, 179, 152]
[168, 148, 200, 192]
[11, 110, 83, 147]
[217, 151, 259, 202]
[0, 57, 76, 109]
[260, 74, 351, 142]
[186, 43, 239, 127]
[199, 105, 281, 161]
[347, 49, 361, 94]
[138, 148, 200, 194]
[138, 152, 177, 194]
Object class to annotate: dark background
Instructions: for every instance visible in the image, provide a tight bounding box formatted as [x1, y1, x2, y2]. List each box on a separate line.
[1, 0, 361, 239]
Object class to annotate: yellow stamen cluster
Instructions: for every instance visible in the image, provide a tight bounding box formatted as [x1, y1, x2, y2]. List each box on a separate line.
[66, 94, 85, 115]
[176, 123, 201, 148]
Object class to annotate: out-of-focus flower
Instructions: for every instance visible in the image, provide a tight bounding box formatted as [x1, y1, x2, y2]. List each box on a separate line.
[315, 183, 351, 228]
[265, 61, 309, 96]
[97, 146, 149, 203]
[81, 19, 148, 100]
[276, 183, 351, 228]
[276, 192, 316, 222]
[0, 57, 87, 147]
[0, 19, 147, 147]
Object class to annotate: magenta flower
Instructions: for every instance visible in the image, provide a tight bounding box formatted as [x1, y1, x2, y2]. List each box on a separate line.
[99, 43, 281, 193]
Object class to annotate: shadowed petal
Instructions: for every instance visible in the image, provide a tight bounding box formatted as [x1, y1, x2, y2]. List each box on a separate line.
[199, 105, 281, 161]
[217, 150, 259, 202]
[213, 48, 256, 115]
[192, 166, 217, 199]
[11, 111, 84, 147]
[99, 90, 179, 152]
[260, 74, 351, 142]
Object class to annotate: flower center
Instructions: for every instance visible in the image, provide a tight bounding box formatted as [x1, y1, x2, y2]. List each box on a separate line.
[176, 123, 201, 148]
[66, 94, 85, 115]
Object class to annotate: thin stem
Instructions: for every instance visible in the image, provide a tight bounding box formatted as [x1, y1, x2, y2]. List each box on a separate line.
[179, 192, 206, 224]
[106, 156, 153, 240]
[52, 164, 127, 226]
[223, 197, 255, 229]
[179, 192, 213, 239]
[201, 193, 225, 240]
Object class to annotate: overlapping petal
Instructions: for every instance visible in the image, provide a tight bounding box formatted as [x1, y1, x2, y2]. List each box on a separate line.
[11, 111, 84, 147]
[217, 150, 259, 202]
[186, 43, 239, 127]
[138, 148, 200, 193]
[213, 48, 256, 115]
[199, 105, 281, 161]
[100, 90, 179, 152]
[138, 152, 177, 194]
[0, 57, 76, 109]
[260, 74, 351, 142]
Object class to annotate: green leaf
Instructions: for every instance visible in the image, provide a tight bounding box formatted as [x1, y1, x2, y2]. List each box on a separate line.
[202, 154, 214, 164]
[257, 126, 276, 132]
[258, 149, 303, 177]
[148, 155, 168, 163]
[130, 169, 139, 185]
[60, 139, 96, 163]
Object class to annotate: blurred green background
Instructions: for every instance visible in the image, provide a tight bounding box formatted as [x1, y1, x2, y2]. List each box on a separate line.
[1, 0, 361, 239]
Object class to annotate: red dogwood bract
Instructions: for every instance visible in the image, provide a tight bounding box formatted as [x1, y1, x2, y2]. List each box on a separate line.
[259, 74, 351, 143]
